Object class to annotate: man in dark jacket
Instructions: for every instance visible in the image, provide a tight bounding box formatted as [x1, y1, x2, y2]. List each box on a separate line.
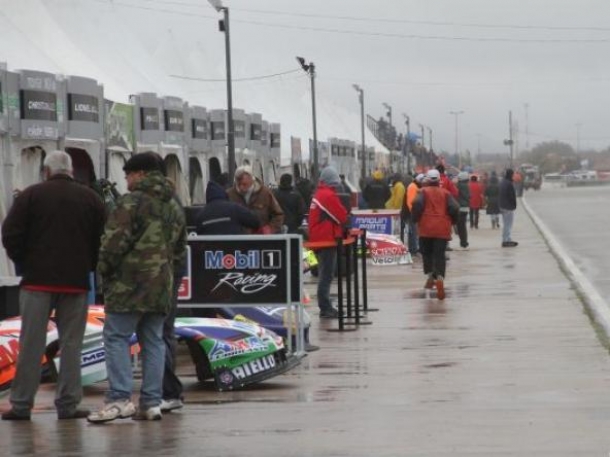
[499, 168, 518, 247]
[88, 152, 187, 423]
[362, 170, 391, 209]
[193, 180, 260, 235]
[1, 150, 106, 420]
[273, 174, 306, 234]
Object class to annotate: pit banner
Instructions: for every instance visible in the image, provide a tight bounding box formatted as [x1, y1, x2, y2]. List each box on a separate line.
[350, 209, 401, 236]
[179, 235, 302, 306]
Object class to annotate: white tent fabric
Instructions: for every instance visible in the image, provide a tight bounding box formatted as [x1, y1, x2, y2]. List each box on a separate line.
[107, 152, 128, 195]
[0, 0, 390, 179]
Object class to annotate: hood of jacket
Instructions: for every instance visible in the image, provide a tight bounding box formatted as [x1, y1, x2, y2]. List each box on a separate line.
[206, 180, 228, 202]
[132, 171, 173, 201]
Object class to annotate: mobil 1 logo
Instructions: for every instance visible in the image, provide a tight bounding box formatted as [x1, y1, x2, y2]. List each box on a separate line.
[189, 238, 290, 305]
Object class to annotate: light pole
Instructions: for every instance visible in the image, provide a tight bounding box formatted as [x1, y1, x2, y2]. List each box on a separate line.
[297, 56, 319, 182]
[427, 126, 433, 152]
[353, 84, 366, 181]
[503, 110, 514, 168]
[418, 124, 425, 150]
[402, 113, 411, 174]
[208, 0, 235, 179]
[449, 110, 464, 169]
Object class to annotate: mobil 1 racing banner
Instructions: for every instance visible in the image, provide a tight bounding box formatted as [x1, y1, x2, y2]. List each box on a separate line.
[178, 235, 301, 306]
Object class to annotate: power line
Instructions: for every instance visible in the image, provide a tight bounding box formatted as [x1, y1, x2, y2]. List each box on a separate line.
[83, 0, 610, 44]
[106, 0, 610, 33]
[171, 68, 303, 83]
[232, 7, 610, 33]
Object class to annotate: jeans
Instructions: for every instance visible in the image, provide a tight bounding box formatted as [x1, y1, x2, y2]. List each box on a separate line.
[103, 312, 166, 409]
[408, 220, 419, 254]
[501, 209, 515, 242]
[10, 290, 88, 415]
[316, 247, 337, 312]
[457, 211, 469, 248]
[419, 237, 448, 279]
[163, 278, 183, 400]
[469, 208, 480, 228]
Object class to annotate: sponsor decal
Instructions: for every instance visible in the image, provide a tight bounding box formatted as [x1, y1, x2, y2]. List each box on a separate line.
[218, 370, 234, 385]
[212, 272, 277, 294]
[164, 109, 184, 132]
[211, 121, 225, 140]
[270, 132, 280, 148]
[140, 107, 160, 130]
[192, 118, 208, 139]
[205, 250, 281, 270]
[352, 215, 391, 234]
[68, 93, 99, 123]
[20, 90, 57, 121]
[208, 337, 269, 361]
[234, 120, 245, 138]
[25, 125, 58, 139]
[250, 123, 261, 141]
[0, 339, 19, 370]
[231, 354, 276, 380]
[81, 347, 105, 368]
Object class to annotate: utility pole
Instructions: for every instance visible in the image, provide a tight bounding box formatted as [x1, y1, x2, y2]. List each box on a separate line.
[419, 124, 425, 150]
[524, 103, 530, 150]
[297, 57, 319, 182]
[427, 126, 433, 152]
[449, 110, 464, 169]
[509, 110, 514, 168]
[403, 113, 411, 174]
[353, 84, 366, 181]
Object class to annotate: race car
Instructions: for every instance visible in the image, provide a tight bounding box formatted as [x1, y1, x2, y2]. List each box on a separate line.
[0, 305, 302, 393]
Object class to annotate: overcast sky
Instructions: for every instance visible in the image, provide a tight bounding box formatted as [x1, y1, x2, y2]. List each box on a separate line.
[4, 0, 610, 159]
[217, 0, 610, 156]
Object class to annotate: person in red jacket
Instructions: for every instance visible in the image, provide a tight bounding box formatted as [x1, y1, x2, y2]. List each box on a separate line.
[411, 169, 459, 300]
[308, 166, 349, 318]
[436, 164, 458, 198]
[468, 175, 485, 229]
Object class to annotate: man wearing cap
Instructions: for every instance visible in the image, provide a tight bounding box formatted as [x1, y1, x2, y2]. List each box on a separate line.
[308, 166, 349, 318]
[88, 152, 187, 423]
[412, 169, 459, 300]
[227, 165, 284, 234]
[405, 173, 425, 256]
[1, 150, 106, 421]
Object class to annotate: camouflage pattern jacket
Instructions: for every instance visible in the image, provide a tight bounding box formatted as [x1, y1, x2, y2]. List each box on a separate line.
[99, 171, 187, 314]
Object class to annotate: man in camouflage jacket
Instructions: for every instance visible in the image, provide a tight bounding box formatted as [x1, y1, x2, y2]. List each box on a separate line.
[88, 152, 186, 423]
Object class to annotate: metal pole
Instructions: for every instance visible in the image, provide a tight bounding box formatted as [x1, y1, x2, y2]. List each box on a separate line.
[427, 127, 433, 152]
[509, 110, 514, 168]
[222, 7, 236, 179]
[359, 88, 366, 181]
[405, 115, 411, 173]
[310, 64, 319, 183]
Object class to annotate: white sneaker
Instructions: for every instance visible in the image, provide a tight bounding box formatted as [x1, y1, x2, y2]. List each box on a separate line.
[87, 400, 136, 423]
[160, 398, 184, 412]
[132, 406, 162, 421]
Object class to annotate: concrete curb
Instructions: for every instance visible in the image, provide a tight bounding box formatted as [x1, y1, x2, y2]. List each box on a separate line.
[522, 196, 610, 338]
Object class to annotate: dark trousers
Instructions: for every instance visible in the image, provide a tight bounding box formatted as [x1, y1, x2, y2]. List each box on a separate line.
[419, 237, 448, 279]
[163, 278, 183, 400]
[457, 212, 469, 248]
[408, 220, 419, 254]
[469, 208, 480, 228]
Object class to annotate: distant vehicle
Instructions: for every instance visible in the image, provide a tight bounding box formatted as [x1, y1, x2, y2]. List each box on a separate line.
[520, 164, 542, 191]
[568, 170, 597, 180]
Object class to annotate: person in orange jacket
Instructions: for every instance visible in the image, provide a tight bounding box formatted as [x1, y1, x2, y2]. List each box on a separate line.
[405, 173, 425, 255]
[468, 175, 485, 229]
[411, 169, 459, 300]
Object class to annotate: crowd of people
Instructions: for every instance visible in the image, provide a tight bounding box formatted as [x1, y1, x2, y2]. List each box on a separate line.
[0, 152, 520, 421]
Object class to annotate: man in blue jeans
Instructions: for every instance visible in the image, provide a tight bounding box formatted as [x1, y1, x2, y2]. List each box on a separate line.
[499, 168, 518, 248]
[88, 152, 186, 423]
